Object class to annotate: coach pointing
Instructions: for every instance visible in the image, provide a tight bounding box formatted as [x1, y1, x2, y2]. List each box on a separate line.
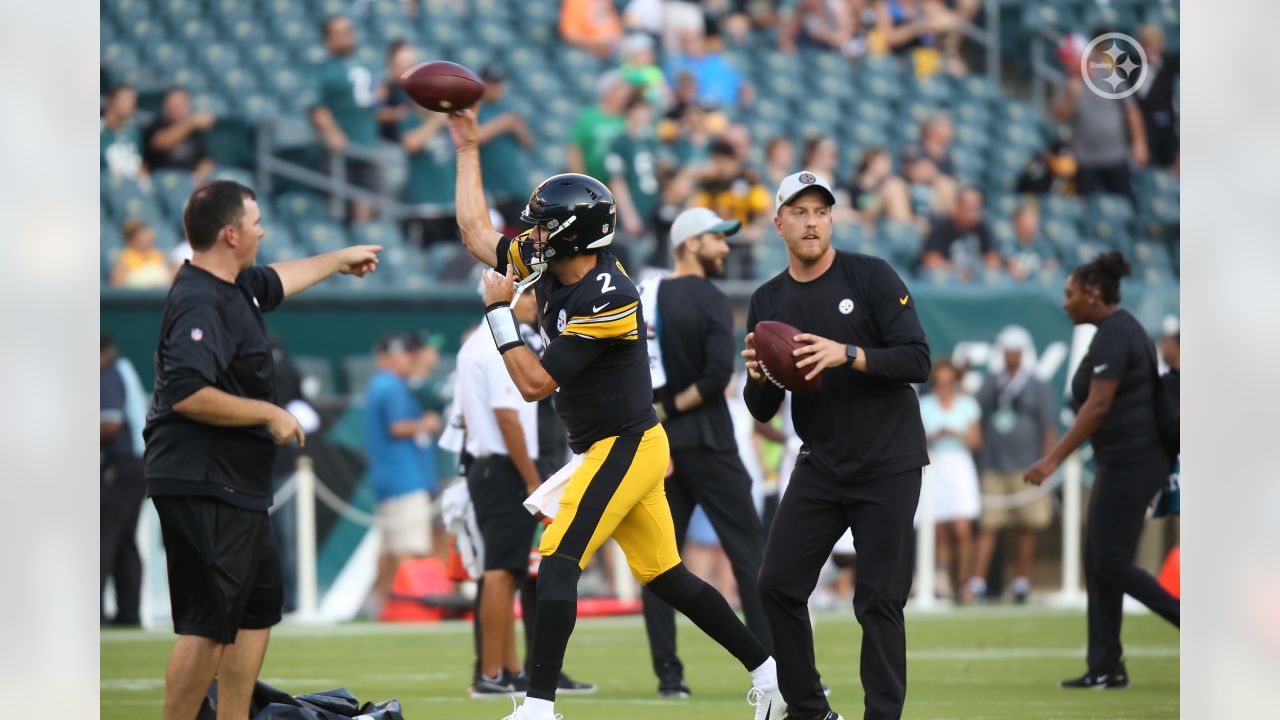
[742, 171, 930, 720]
[144, 180, 380, 720]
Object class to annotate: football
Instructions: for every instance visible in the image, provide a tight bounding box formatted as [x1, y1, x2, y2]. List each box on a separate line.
[752, 320, 823, 394]
[398, 60, 484, 113]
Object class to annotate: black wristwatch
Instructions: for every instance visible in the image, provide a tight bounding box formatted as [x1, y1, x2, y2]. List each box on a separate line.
[845, 344, 859, 366]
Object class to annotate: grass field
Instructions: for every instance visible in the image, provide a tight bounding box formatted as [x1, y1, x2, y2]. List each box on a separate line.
[102, 606, 1178, 719]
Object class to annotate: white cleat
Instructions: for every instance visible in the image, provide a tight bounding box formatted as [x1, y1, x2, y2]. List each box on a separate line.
[501, 697, 564, 720]
[747, 685, 787, 720]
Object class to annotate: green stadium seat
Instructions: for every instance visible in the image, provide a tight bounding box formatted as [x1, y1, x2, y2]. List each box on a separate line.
[879, 219, 924, 268]
[101, 41, 142, 72]
[220, 67, 263, 95]
[956, 75, 1001, 101]
[1043, 217, 1083, 257]
[860, 73, 904, 102]
[172, 18, 216, 45]
[850, 99, 894, 126]
[223, 17, 268, 47]
[190, 91, 229, 115]
[271, 15, 322, 49]
[1022, 4, 1072, 33]
[296, 220, 351, 254]
[276, 191, 328, 223]
[351, 220, 407, 249]
[910, 76, 954, 103]
[316, 0, 353, 19]
[214, 0, 255, 17]
[168, 64, 213, 92]
[1041, 194, 1084, 222]
[110, 0, 151, 25]
[986, 192, 1021, 220]
[247, 43, 292, 71]
[952, 100, 992, 127]
[1133, 240, 1174, 272]
[152, 170, 197, 218]
[1082, 4, 1141, 33]
[198, 42, 242, 74]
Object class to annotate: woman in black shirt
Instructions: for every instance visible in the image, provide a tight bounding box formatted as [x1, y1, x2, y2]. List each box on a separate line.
[1025, 251, 1180, 689]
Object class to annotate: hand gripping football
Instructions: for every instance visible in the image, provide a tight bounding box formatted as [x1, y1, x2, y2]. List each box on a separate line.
[752, 320, 823, 394]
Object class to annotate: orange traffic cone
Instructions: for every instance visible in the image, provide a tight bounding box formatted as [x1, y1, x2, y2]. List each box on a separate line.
[380, 557, 452, 622]
[1157, 545, 1180, 599]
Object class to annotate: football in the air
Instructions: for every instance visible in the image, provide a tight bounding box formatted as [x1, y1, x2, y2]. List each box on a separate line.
[752, 320, 823, 394]
[399, 60, 484, 113]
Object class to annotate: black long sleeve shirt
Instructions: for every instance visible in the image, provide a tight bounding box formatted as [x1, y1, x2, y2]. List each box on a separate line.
[655, 276, 737, 452]
[745, 251, 931, 481]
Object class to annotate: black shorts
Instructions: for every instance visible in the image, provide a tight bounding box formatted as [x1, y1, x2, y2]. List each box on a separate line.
[154, 495, 283, 644]
[465, 456, 537, 573]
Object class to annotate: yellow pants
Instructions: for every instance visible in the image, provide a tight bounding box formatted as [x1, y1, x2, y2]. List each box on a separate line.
[539, 423, 681, 584]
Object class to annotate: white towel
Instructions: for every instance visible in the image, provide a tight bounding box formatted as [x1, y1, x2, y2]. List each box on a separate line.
[637, 273, 668, 391]
[441, 480, 484, 580]
[524, 453, 585, 518]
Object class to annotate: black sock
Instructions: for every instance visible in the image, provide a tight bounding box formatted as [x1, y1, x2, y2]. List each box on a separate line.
[527, 555, 582, 701]
[646, 563, 768, 671]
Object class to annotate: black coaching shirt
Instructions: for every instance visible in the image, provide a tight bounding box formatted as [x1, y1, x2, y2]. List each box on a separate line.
[745, 251, 931, 481]
[144, 262, 285, 510]
[655, 276, 737, 452]
[495, 234, 658, 454]
[1070, 309, 1164, 467]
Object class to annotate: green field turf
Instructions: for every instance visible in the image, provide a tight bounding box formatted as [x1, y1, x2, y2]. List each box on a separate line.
[102, 606, 1178, 719]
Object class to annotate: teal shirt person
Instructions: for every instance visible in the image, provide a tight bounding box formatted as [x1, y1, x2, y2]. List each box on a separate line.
[101, 120, 142, 176]
[309, 55, 379, 149]
[478, 98, 530, 200]
[604, 132, 662, 222]
[569, 105, 626, 182]
[397, 112, 456, 205]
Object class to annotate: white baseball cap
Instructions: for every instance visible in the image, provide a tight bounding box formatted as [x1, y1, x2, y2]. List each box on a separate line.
[994, 325, 1035, 354]
[774, 170, 836, 214]
[669, 207, 741, 249]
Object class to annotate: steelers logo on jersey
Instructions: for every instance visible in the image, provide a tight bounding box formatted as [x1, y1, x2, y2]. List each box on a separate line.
[557, 308, 568, 333]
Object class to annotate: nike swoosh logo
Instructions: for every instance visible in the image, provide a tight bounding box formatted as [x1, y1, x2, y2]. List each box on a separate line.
[899, 295, 910, 305]
[593, 303, 609, 313]
[1094, 364, 1108, 373]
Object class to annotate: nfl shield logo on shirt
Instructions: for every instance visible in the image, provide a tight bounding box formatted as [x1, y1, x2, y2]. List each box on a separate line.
[190, 328, 203, 342]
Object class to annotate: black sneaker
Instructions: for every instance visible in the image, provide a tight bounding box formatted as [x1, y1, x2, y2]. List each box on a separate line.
[469, 673, 517, 698]
[503, 669, 529, 694]
[1059, 662, 1131, 689]
[557, 671, 597, 694]
[658, 678, 692, 698]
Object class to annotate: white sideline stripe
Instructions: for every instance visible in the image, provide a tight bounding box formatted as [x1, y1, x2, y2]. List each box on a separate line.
[908, 646, 1178, 660]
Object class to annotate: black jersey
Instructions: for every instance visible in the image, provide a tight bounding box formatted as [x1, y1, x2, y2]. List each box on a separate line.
[144, 262, 285, 509]
[495, 234, 658, 454]
[745, 251, 931, 481]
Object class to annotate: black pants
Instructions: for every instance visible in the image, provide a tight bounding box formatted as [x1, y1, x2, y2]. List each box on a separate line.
[1085, 462, 1181, 674]
[641, 448, 771, 682]
[1076, 162, 1135, 205]
[758, 459, 921, 720]
[101, 456, 145, 624]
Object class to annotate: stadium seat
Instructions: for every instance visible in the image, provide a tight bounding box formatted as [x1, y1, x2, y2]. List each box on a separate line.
[296, 220, 351, 254]
[219, 67, 263, 96]
[1043, 217, 1083, 258]
[276, 191, 329, 223]
[224, 18, 269, 47]
[879, 219, 924, 269]
[167, 64, 213, 93]
[151, 170, 197, 218]
[351, 220, 407, 249]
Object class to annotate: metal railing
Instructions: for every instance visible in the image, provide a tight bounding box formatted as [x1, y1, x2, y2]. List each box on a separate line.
[1031, 26, 1069, 110]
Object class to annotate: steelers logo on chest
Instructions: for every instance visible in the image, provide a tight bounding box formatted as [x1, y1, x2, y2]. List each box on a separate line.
[556, 308, 567, 333]
[838, 298, 855, 315]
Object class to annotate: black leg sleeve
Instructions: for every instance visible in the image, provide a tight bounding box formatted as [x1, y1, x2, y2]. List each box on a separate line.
[646, 562, 769, 672]
[527, 555, 582, 701]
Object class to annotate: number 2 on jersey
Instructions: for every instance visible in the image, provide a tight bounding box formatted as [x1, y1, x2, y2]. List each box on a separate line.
[596, 272, 616, 294]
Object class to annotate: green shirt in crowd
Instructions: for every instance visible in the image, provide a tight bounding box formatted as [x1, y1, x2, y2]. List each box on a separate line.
[309, 55, 379, 149]
[397, 113, 456, 205]
[101, 120, 142, 176]
[478, 98, 531, 200]
[569, 105, 626, 182]
[604, 132, 662, 222]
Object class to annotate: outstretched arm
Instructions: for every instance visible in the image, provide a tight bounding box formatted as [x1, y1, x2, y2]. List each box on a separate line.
[449, 108, 500, 268]
[270, 245, 382, 299]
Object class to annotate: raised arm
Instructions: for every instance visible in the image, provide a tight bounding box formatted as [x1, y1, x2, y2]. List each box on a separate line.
[448, 108, 500, 268]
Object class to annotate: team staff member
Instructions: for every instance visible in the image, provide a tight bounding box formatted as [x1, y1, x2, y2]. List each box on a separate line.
[641, 207, 773, 697]
[448, 108, 783, 720]
[742, 171, 931, 720]
[1025, 251, 1180, 689]
[457, 288, 543, 696]
[144, 180, 380, 720]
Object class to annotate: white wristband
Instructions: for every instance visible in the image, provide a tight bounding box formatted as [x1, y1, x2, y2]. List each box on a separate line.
[485, 303, 523, 353]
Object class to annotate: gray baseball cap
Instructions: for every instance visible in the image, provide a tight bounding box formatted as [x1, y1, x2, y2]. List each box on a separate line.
[669, 207, 741, 249]
[774, 170, 836, 214]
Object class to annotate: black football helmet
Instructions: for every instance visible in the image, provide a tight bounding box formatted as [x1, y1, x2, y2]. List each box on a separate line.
[520, 173, 617, 263]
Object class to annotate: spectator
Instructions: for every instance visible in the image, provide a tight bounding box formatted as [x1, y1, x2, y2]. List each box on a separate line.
[780, 0, 856, 55]
[142, 87, 215, 182]
[403, 330, 445, 501]
[1006, 199, 1060, 282]
[101, 335, 147, 626]
[377, 40, 418, 142]
[903, 150, 957, 221]
[1135, 24, 1180, 169]
[1051, 31, 1147, 203]
[919, 358, 983, 603]
[972, 326, 1058, 603]
[903, 113, 956, 177]
[567, 72, 633, 182]
[619, 33, 672, 109]
[560, 0, 625, 59]
[111, 219, 172, 289]
[364, 333, 442, 615]
[101, 85, 142, 179]
[398, 104, 456, 247]
[802, 136, 859, 223]
[475, 65, 535, 230]
[309, 15, 380, 221]
[663, 26, 752, 111]
[873, 0, 964, 76]
[759, 135, 796, 192]
[692, 138, 771, 276]
[606, 94, 663, 270]
[920, 186, 1001, 279]
[846, 146, 913, 223]
[1015, 140, 1078, 195]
